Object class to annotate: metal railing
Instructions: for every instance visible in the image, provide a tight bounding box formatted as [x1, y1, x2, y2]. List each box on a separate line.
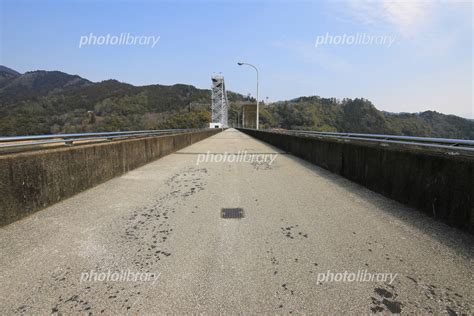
[242, 128, 474, 153]
[0, 128, 207, 152]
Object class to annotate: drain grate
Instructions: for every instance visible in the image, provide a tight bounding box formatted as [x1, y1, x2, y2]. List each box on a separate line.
[221, 208, 244, 219]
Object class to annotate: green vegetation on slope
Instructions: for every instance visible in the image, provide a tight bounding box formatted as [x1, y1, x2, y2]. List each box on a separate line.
[0, 68, 248, 135]
[0, 67, 472, 139]
[260, 97, 473, 139]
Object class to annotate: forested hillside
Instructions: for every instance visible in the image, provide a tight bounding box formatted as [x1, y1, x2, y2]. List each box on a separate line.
[260, 97, 473, 139]
[1, 66, 472, 139]
[0, 67, 248, 135]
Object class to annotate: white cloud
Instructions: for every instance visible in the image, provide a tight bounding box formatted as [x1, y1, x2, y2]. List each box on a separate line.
[342, 0, 436, 37]
[382, 1, 430, 36]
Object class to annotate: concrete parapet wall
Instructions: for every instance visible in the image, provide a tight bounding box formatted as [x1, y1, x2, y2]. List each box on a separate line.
[0, 129, 221, 226]
[239, 129, 474, 233]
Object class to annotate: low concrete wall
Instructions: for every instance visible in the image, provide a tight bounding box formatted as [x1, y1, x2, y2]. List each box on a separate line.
[239, 129, 474, 233]
[0, 129, 221, 226]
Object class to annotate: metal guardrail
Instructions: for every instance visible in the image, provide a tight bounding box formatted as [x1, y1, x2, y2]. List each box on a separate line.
[242, 128, 474, 153]
[0, 128, 207, 152]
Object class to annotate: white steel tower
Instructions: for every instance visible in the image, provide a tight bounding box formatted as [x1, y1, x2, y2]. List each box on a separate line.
[210, 75, 229, 128]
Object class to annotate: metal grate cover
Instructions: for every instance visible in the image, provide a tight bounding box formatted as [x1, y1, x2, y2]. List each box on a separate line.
[221, 208, 244, 219]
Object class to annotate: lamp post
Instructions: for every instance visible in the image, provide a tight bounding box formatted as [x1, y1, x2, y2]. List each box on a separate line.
[237, 62, 259, 129]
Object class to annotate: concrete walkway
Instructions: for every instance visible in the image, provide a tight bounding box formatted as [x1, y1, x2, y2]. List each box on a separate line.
[0, 129, 472, 314]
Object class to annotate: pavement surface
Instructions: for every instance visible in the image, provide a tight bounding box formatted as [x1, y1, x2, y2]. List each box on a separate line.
[0, 129, 472, 314]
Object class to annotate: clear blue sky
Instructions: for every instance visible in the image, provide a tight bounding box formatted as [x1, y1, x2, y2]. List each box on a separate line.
[1, 0, 472, 118]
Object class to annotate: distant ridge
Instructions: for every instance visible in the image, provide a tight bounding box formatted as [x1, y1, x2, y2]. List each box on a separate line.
[0, 65, 21, 76]
[0, 66, 472, 139]
[0, 65, 21, 89]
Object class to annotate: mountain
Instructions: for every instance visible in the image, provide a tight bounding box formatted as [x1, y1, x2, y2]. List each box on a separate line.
[0, 65, 20, 78]
[0, 66, 472, 139]
[261, 97, 474, 139]
[0, 66, 21, 89]
[0, 70, 92, 103]
[0, 66, 249, 135]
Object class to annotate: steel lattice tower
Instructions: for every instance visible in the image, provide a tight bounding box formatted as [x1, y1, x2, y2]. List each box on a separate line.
[210, 75, 228, 127]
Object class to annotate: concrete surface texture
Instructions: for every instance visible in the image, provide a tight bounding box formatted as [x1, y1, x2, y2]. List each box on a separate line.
[0, 129, 220, 226]
[0, 129, 472, 314]
[238, 129, 474, 232]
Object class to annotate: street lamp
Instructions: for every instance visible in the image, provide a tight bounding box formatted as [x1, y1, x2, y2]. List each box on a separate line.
[237, 62, 259, 129]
